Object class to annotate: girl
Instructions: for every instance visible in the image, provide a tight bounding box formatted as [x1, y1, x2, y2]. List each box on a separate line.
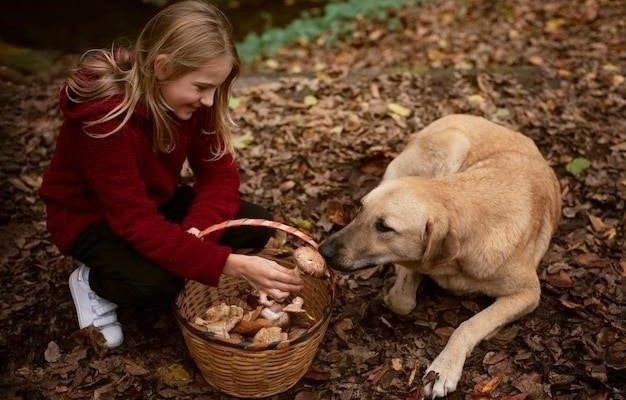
[39, 0, 303, 348]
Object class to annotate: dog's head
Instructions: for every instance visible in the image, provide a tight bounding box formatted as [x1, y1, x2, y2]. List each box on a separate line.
[319, 177, 458, 272]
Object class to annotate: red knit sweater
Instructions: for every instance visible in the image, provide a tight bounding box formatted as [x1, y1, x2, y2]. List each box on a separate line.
[39, 89, 240, 286]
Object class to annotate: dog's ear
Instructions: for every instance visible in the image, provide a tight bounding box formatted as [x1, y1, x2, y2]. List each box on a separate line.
[422, 217, 459, 266]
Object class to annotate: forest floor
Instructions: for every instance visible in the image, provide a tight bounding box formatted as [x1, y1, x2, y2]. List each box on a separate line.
[1, 0, 624, 399]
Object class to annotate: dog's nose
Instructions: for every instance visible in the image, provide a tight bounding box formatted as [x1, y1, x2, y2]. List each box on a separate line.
[319, 239, 337, 261]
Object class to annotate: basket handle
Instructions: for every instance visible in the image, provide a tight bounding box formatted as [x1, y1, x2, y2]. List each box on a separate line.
[198, 218, 319, 249]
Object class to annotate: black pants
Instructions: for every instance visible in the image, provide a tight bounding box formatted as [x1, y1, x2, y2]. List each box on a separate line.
[71, 186, 272, 309]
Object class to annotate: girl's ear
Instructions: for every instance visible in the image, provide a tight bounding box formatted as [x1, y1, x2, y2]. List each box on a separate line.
[154, 54, 171, 80]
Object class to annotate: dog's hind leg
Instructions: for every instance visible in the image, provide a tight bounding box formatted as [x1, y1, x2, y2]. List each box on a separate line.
[423, 282, 540, 398]
[383, 264, 423, 315]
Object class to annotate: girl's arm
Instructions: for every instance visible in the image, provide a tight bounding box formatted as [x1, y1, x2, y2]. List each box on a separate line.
[76, 120, 229, 286]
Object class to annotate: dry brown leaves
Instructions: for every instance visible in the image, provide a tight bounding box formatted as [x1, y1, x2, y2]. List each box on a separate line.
[1, 0, 624, 399]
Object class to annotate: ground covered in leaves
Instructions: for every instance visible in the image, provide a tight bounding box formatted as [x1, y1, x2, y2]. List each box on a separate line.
[1, 0, 624, 399]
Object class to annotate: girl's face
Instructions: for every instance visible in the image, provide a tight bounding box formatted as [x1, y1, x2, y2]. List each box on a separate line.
[157, 55, 233, 120]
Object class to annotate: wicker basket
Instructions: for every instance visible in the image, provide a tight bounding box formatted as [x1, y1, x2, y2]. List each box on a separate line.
[175, 219, 335, 398]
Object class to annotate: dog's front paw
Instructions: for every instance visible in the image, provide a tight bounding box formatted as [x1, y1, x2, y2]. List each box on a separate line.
[383, 290, 416, 315]
[423, 353, 464, 398]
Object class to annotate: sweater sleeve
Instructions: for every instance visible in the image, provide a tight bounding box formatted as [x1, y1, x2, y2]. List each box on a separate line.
[181, 120, 241, 237]
[76, 122, 229, 286]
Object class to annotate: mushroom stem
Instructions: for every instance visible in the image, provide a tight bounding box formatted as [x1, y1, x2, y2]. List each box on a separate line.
[258, 291, 275, 307]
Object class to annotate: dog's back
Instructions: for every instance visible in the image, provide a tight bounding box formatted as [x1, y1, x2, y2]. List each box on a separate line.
[384, 114, 561, 234]
[384, 114, 545, 180]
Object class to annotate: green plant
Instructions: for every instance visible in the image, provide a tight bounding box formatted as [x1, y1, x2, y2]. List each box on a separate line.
[236, 0, 426, 63]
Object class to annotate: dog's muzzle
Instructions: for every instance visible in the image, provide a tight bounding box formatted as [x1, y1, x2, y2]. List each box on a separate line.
[319, 239, 338, 263]
[319, 239, 350, 271]
[319, 239, 377, 272]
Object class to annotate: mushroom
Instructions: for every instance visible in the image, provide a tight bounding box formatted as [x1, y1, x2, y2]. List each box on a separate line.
[258, 291, 276, 307]
[231, 318, 274, 335]
[243, 246, 325, 313]
[257, 296, 316, 331]
[282, 296, 315, 321]
[194, 303, 244, 339]
[293, 246, 326, 278]
[253, 326, 288, 345]
[260, 306, 290, 327]
[230, 306, 273, 335]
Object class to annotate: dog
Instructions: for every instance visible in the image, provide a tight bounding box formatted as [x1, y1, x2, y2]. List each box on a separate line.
[319, 114, 561, 398]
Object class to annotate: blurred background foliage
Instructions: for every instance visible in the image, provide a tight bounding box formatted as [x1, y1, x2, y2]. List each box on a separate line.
[0, 0, 420, 74]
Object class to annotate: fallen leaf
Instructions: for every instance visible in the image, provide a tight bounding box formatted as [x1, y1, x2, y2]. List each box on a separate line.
[483, 351, 507, 365]
[125, 360, 150, 376]
[473, 375, 503, 395]
[434, 326, 455, 341]
[501, 393, 531, 400]
[334, 318, 354, 342]
[370, 83, 380, 98]
[304, 95, 318, 106]
[367, 363, 391, 386]
[588, 214, 610, 233]
[71, 326, 109, 357]
[232, 131, 254, 149]
[558, 298, 583, 309]
[545, 18, 566, 33]
[359, 157, 387, 175]
[610, 142, 626, 152]
[44, 341, 61, 363]
[334, 318, 354, 332]
[304, 366, 331, 381]
[407, 360, 419, 386]
[228, 96, 240, 110]
[573, 252, 611, 268]
[265, 59, 279, 69]
[386, 102, 411, 117]
[279, 180, 296, 192]
[466, 94, 487, 108]
[565, 157, 591, 177]
[295, 390, 320, 400]
[93, 383, 114, 400]
[157, 363, 192, 385]
[391, 358, 403, 371]
[20, 174, 42, 190]
[9, 177, 31, 192]
[545, 270, 573, 288]
[289, 217, 313, 231]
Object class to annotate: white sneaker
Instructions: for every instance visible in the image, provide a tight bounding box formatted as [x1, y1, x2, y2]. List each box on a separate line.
[69, 265, 124, 348]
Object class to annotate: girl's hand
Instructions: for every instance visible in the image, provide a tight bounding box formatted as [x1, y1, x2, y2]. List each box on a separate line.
[222, 254, 304, 301]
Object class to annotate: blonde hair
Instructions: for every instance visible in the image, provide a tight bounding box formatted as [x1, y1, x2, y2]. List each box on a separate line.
[67, 0, 239, 157]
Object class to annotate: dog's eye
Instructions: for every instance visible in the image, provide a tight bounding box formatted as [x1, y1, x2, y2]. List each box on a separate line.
[375, 218, 394, 233]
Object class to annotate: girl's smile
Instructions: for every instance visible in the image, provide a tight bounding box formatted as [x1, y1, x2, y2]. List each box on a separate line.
[157, 55, 233, 120]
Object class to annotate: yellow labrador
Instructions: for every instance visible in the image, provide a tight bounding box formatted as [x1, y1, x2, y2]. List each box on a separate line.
[319, 114, 561, 398]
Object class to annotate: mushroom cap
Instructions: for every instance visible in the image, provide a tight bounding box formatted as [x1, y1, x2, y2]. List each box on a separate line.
[194, 303, 244, 338]
[283, 296, 315, 321]
[231, 318, 274, 335]
[252, 326, 288, 345]
[293, 246, 326, 277]
[260, 307, 291, 327]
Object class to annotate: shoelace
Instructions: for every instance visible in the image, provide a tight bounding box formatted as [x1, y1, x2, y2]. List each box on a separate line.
[88, 292, 118, 327]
